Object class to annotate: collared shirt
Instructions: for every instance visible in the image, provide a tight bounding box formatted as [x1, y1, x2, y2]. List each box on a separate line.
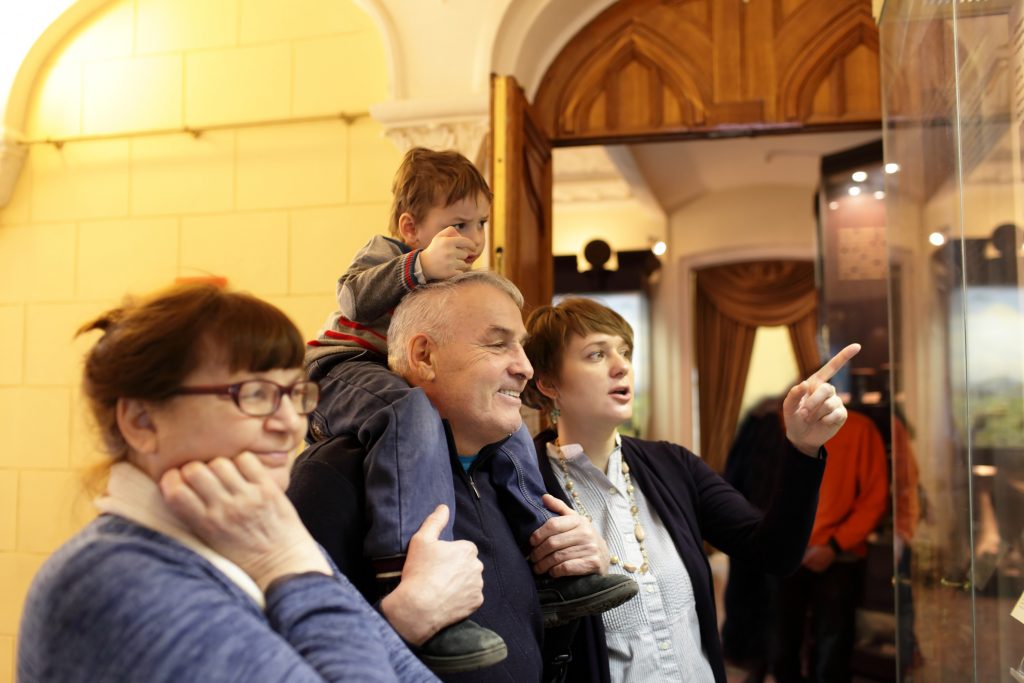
[546, 437, 715, 683]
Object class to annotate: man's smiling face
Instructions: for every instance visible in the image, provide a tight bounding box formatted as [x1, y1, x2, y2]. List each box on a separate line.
[425, 282, 533, 455]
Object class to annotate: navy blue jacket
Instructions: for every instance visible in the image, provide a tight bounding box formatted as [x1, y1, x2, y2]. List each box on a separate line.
[534, 430, 826, 683]
[288, 429, 546, 683]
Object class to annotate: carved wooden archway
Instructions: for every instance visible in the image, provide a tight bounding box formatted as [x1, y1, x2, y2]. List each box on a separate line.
[490, 0, 884, 444]
[533, 0, 881, 143]
[492, 0, 882, 323]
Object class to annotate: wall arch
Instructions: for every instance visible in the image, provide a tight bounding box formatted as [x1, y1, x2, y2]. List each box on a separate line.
[1, 0, 395, 207]
[490, 0, 615, 99]
[3, 0, 111, 135]
[351, 0, 402, 99]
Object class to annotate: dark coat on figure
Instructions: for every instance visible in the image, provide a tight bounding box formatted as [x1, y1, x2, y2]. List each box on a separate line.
[721, 407, 791, 663]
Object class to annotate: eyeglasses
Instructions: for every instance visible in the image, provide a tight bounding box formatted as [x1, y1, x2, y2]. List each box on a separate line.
[170, 379, 320, 417]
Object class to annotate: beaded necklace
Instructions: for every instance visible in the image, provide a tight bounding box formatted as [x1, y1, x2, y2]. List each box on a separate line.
[554, 439, 650, 574]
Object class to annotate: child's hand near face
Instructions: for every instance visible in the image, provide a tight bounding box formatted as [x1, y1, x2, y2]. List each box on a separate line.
[420, 226, 479, 281]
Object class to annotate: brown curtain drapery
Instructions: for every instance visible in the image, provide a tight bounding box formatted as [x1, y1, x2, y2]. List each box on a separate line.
[695, 260, 819, 471]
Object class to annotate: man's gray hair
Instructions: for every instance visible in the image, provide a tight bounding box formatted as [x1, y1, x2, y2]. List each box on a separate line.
[388, 270, 525, 375]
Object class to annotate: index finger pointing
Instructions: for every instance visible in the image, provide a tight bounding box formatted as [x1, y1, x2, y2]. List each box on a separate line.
[811, 343, 861, 383]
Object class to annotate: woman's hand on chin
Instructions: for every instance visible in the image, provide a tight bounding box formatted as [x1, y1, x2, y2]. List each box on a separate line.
[160, 452, 331, 590]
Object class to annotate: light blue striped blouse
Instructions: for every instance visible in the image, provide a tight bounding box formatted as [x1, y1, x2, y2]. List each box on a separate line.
[545, 437, 715, 683]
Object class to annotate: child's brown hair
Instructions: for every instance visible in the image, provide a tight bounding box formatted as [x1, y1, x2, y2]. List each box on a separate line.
[388, 147, 493, 237]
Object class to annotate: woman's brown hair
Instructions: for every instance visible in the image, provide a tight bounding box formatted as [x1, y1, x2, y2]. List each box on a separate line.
[78, 282, 305, 461]
[522, 297, 634, 413]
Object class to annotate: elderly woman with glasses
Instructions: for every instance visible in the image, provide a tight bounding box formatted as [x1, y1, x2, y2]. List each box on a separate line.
[17, 283, 453, 683]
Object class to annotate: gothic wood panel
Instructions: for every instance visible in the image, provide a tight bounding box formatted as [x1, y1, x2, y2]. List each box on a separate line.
[490, 74, 553, 314]
[533, 0, 881, 143]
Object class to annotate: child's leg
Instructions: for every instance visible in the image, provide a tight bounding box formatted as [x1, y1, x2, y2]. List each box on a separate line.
[492, 425, 641, 627]
[489, 423, 556, 551]
[315, 358, 509, 673]
[316, 359, 456, 557]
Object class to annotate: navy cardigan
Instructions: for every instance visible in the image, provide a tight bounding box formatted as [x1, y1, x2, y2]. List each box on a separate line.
[534, 430, 826, 683]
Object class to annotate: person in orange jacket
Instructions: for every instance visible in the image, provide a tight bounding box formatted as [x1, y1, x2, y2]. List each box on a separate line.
[772, 409, 889, 683]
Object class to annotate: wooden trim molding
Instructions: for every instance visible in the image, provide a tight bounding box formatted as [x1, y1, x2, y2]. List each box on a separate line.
[534, 0, 881, 143]
[776, 4, 881, 123]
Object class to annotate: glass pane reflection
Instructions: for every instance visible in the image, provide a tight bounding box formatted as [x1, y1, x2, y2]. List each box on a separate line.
[881, 0, 1024, 680]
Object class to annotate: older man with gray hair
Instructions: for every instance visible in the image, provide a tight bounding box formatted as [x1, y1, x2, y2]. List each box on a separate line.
[290, 271, 635, 681]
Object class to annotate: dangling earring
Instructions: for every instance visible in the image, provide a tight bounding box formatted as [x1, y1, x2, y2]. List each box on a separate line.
[549, 407, 560, 425]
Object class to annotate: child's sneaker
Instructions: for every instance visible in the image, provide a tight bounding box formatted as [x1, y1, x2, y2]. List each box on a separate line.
[374, 555, 508, 673]
[415, 618, 508, 673]
[535, 573, 639, 628]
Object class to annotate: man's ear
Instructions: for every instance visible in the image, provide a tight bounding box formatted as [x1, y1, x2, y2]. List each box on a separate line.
[397, 212, 418, 244]
[116, 398, 159, 456]
[535, 375, 559, 401]
[407, 333, 437, 383]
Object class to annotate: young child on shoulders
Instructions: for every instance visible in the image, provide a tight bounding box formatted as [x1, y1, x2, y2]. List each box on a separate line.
[303, 147, 636, 674]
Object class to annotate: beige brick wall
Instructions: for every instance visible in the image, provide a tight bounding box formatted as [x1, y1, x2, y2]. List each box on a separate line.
[0, 1, 400, 679]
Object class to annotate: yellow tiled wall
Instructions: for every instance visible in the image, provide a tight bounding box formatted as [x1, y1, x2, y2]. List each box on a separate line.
[0, 1, 400, 679]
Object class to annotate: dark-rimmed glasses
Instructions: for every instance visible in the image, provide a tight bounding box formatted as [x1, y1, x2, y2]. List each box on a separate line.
[170, 379, 320, 417]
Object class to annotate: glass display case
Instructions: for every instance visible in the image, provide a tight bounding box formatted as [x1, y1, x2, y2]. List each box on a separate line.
[880, 0, 1024, 679]
[818, 139, 899, 680]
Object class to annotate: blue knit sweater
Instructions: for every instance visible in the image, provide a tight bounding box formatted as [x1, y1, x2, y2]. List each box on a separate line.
[18, 514, 438, 682]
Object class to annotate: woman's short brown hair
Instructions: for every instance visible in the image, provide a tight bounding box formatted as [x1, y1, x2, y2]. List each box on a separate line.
[78, 282, 305, 460]
[388, 147, 493, 237]
[522, 297, 634, 413]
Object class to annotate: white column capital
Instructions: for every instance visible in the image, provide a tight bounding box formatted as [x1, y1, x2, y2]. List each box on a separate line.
[370, 95, 490, 164]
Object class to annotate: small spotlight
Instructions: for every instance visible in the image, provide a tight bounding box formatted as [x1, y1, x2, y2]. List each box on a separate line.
[929, 232, 946, 246]
[851, 171, 868, 182]
[828, 201, 839, 210]
[651, 241, 667, 256]
[885, 163, 900, 174]
[874, 190, 885, 200]
[848, 186, 861, 196]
